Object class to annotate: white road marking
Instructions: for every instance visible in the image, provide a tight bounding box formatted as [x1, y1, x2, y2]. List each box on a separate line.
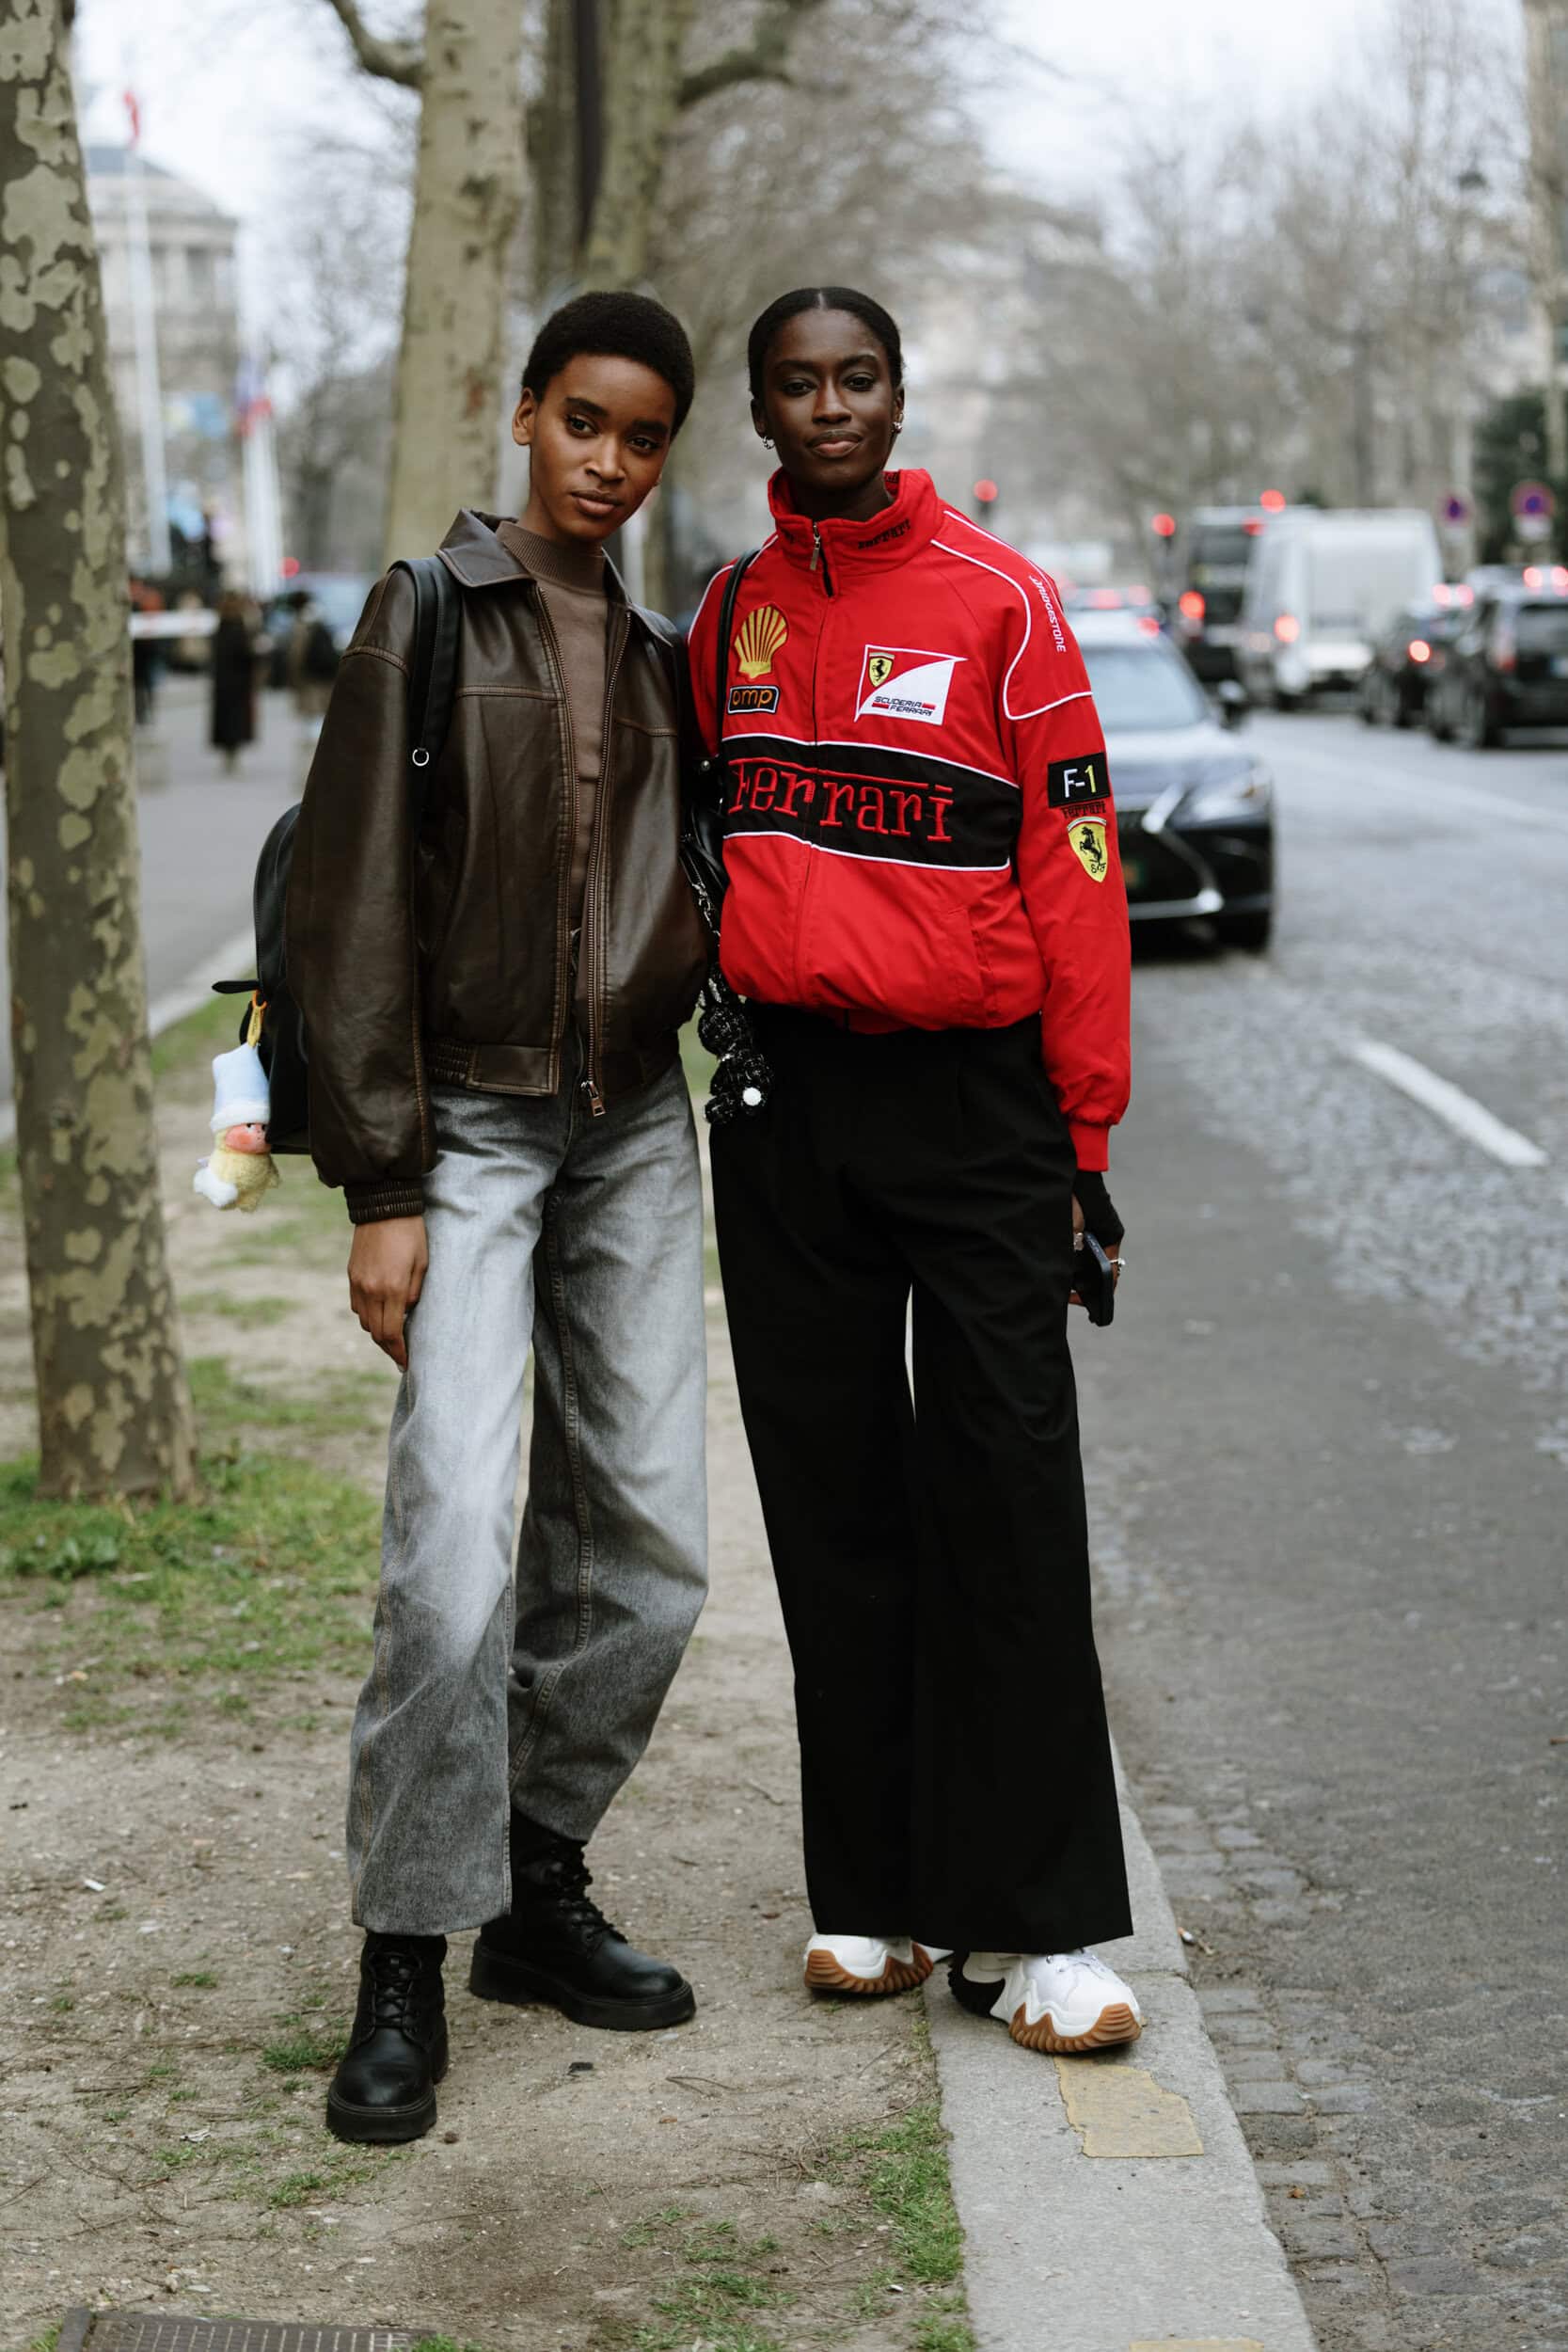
[1348, 1039, 1548, 1168]
[0, 922, 258, 1151]
[1266, 730, 1568, 834]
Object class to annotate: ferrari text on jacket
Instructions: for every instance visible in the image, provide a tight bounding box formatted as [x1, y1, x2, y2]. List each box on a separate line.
[688, 469, 1131, 1168]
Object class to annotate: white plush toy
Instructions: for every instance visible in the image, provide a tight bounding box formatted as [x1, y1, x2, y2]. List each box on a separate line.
[193, 1034, 281, 1213]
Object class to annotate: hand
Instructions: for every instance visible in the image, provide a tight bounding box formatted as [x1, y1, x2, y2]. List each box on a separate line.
[1069, 1191, 1126, 1310]
[348, 1216, 428, 1371]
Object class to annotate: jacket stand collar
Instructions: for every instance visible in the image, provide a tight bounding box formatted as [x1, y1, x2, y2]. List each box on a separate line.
[767, 468, 943, 580]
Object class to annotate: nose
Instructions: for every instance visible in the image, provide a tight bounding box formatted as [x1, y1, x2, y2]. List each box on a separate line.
[813, 380, 851, 422]
[587, 438, 627, 485]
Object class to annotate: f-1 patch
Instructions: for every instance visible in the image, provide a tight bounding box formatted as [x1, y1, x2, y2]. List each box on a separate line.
[1069, 817, 1110, 882]
[857, 644, 963, 726]
[727, 683, 780, 715]
[1047, 753, 1112, 809]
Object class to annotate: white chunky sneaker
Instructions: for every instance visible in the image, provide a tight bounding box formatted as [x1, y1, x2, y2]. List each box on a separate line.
[803, 1934, 952, 1995]
[952, 1948, 1142, 2052]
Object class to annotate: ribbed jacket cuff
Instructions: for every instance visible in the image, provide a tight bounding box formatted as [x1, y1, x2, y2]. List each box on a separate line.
[1069, 1120, 1110, 1172]
[344, 1178, 425, 1226]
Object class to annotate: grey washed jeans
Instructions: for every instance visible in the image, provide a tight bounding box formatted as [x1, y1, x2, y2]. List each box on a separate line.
[348, 1061, 707, 1934]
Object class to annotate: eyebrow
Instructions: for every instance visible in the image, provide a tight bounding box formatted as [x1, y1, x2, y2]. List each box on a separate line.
[562, 392, 670, 436]
[772, 351, 880, 372]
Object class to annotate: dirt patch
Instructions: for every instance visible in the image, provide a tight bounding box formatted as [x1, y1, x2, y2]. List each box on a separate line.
[0, 1030, 970, 2351]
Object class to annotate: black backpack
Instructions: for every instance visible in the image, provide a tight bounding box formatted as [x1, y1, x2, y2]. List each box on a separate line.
[214, 554, 461, 1153]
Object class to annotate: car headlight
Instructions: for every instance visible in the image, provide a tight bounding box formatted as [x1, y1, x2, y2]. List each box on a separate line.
[1180, 762, 1273, 823]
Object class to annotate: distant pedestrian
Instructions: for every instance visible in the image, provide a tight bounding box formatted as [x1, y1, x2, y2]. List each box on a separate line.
[129, 577, 162, 725]
[690, 286, 1140, 2058]
[209, 592, 257, 772]
[284, 589, 339, 748]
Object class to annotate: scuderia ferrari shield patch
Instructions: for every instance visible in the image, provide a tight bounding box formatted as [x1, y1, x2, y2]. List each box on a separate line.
[1069, 817, 1110, 882]
[857, 644, 963, 725]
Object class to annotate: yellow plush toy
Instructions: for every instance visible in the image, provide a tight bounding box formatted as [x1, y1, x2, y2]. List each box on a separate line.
[193, 1017, 281, 1214]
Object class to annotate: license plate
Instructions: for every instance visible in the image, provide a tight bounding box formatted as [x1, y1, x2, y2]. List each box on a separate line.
[1551, 655, 1568, 677]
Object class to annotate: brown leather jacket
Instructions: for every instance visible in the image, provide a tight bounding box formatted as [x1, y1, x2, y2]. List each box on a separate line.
[285, 511, 708, 1223]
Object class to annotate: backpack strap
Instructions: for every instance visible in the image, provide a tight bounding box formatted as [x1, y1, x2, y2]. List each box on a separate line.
[391, 553, 462, 805]
[711, 550, 759, 756]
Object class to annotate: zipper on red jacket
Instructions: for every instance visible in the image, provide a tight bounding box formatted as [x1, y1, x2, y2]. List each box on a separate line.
[809, 522, 834, 595]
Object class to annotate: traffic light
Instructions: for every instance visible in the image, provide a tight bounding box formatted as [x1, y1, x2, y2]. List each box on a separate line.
[974, 478, 999, 522]
[1150, 512, 1177, 538]
[1259, 487, 1287, 514]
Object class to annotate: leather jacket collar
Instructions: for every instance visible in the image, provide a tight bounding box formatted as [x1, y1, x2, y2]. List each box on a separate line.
[435, 508, 632, 603]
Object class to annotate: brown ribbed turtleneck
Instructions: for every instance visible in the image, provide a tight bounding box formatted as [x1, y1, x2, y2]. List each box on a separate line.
[495, 518, 608, 921]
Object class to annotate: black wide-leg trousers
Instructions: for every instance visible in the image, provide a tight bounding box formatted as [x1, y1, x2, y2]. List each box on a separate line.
[710, 1009, 1132, 1955]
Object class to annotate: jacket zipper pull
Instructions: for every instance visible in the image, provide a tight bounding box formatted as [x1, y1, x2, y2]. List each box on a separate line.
[811, 524, 822, 573]
[581, 1074, 607, 1119]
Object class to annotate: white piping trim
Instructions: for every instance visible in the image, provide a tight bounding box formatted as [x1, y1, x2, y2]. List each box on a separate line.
[932, 532, 1078, 722]
[719, 730, 1021, 793]
[730, 829, 1009, 874]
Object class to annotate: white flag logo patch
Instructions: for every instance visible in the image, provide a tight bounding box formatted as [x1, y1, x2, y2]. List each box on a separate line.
[857, 652, 961, 726]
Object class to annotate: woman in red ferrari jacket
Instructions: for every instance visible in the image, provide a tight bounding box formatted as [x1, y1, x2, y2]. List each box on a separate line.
[689, 287, 1141, 2058]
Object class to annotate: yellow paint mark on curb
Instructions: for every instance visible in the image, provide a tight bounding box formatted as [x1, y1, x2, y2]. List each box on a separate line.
[1129, 2342, 1265, 2351]
[1053, 2056, 1203, 2157]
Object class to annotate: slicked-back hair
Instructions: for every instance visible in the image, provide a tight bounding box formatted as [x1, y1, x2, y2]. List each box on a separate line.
[746, 287, 904, 405]
[521, 291, 695, 433]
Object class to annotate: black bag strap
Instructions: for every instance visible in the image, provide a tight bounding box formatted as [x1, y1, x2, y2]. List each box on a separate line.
[709, 549, 759, 763]
[391, 553, 461, 805]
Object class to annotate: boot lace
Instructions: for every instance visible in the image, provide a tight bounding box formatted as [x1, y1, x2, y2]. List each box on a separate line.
[364, 1940, 429, 2031]
[530, 1849, 622, 1952]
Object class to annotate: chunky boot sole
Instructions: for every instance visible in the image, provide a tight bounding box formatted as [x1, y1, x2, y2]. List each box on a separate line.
[804, 1943, 937, 1996]
[325, 2040, 449, 2146]
[467, 1940, 696, 2031]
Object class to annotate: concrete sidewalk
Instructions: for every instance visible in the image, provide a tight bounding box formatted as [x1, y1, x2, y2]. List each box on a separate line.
[927, 1762, 1319, 2352]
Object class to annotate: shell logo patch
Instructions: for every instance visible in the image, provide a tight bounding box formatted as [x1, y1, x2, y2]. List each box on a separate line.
[857, 644, 963, 726]
[734, 605, 788, 680]
[1069, 818, 1109, 882]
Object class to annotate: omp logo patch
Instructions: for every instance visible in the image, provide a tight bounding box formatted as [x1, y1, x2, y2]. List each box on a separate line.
[1047, 753, 1112, 809]
[857, 645, 963, 725]
[727, 684, 780, 715]
[1069, 818, 1109, 882]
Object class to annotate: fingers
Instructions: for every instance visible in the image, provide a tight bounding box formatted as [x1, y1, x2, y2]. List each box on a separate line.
[348, 1276, 410, 1371]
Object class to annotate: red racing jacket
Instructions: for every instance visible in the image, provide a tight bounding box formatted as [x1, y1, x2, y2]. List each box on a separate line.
[687, 467, 1131, 1168]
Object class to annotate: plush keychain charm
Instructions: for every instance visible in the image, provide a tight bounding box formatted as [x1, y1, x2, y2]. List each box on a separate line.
[193, 1001, 281, 1213]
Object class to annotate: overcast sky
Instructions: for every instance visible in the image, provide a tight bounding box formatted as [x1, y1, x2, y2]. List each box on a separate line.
[74, 0, 1493, 324]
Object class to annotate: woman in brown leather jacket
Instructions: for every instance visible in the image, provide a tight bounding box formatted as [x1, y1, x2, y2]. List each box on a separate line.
[286, 294, 710, 2148]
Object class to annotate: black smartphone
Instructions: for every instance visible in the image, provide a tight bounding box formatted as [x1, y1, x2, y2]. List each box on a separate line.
[1072, 1232, 1117, 1328]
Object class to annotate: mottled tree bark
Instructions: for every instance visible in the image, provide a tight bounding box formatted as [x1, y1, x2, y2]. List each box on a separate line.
[365, 0, 527, 562]
[0, 0, 194, 1499]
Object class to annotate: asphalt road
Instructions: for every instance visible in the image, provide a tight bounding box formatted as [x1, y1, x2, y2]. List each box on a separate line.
[0, 679, 305, 1116]
[1076, 706, 1567, 2352]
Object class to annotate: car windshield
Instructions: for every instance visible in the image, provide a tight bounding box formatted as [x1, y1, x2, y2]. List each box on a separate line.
[1513, 601, 1568, 652]
[1190, 526, 1255, 573]
[1079, 641, 1210, 732]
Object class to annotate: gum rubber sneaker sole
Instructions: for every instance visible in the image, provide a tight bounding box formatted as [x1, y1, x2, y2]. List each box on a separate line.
[803, 1943, 937, 1996]
[467, 1940, 696, 2031]
[1007, 2000, 1142, 2054]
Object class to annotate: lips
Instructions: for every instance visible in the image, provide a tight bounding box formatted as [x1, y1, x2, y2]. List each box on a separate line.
[809, 437, 861, 458]
[572, 490, 623, 518]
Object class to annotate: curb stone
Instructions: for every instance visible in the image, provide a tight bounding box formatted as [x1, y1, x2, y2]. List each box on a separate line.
[925, 1760, 1320, 2352]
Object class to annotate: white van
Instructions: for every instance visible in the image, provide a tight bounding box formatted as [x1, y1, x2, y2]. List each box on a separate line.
[1238, 508, 1444, 707]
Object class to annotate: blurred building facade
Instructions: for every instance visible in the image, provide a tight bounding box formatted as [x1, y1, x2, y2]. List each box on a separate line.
[86, 144, 249, 586]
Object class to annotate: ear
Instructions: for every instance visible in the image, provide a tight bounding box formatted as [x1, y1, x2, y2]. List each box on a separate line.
[893, 384, 906, 432]
[750, 395, 771, 445]
[512, 389, 537, 450]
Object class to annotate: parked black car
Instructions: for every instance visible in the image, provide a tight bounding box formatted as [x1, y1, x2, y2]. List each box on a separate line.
[1424, 570, 1568, 747]
[1357, 603, 1466, 728]
[1075, 612, 1275, 951]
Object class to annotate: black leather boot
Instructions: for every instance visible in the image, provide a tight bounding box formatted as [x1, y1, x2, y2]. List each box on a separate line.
[325, 1931, 449, 2144]
[468, 1817, 695, 2030]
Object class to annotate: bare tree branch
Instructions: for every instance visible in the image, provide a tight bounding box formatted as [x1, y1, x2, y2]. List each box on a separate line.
[677, 0, 829, 109]
[321, 0, 425, 88]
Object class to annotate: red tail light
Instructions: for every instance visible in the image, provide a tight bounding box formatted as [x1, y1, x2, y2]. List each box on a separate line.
[1274, 613, 1301, 644]
[1179, 590, 1205, 622]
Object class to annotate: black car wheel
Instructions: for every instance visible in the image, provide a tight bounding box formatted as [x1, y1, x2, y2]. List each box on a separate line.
[1426, 681, 1454, 741]
[1392, 683, 1416, 729]
[1215, 908, 1273, 953]
[1460, 686, 1500, 751]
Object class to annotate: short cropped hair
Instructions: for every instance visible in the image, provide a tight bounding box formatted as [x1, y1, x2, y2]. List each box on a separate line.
[521, 291, 695, 434]
[747, 287, 904, 405]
